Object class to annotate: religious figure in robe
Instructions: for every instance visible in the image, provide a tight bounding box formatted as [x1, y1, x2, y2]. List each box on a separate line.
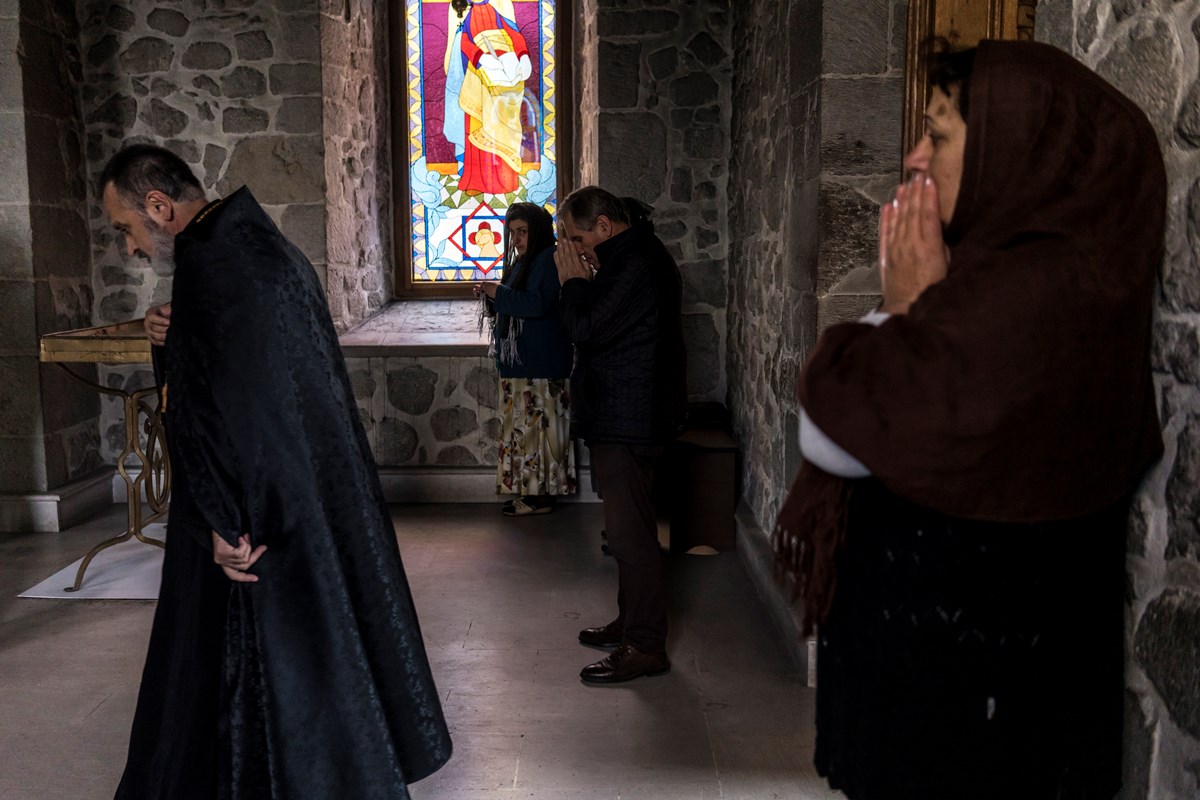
[101, 145, 452, 800]
[446, 0, 532, 195]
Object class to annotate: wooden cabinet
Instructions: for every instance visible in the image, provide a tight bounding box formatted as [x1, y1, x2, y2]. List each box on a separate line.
[655, 403, 739, 554]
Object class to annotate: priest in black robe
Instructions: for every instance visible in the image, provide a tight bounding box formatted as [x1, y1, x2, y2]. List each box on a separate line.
[100, 144, 452, 800]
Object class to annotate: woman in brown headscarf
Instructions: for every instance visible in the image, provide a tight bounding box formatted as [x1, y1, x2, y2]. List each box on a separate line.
[775, 40, 1165, 800]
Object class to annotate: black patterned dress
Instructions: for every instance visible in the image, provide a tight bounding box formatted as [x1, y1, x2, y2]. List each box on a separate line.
[815, 479, 1127, 800]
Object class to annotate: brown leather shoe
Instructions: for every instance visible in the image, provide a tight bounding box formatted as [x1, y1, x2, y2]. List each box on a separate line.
[578, 619, 624, 649]
[580, 643, 670, 684]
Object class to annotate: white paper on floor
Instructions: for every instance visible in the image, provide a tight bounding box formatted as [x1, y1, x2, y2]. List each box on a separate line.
[18, 523, 166, 600]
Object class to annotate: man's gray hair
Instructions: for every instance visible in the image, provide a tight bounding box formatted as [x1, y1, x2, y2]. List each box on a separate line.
[99, 144, 205, 209]
[559, 186, 631, 231]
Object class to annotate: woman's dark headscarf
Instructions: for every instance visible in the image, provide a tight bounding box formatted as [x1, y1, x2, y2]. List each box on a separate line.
[776, 40, 1166, 631]
[501, 202, 555, 291]
[489, 202, 555, 357]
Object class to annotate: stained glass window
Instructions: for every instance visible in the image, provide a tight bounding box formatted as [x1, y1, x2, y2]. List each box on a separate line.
[399, 0, 558, 288]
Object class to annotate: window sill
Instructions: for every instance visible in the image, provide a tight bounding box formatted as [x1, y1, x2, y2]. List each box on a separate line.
[338, 300, 489, 357]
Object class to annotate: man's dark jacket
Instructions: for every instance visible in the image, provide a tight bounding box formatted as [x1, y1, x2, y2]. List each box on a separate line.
[559, 221, 686, 444]
[116, 188, 451, 800]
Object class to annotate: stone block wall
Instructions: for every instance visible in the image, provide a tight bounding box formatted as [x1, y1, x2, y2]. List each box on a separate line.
[0, 0, 102, 495]
[728, 0, 903, 529]
[345, 355, 503, 469]
[77, 0, 327, 463]
[319, 0, 392, 332]
[816, 0, 905, 328]
[727, 0, 822, 527]
[573, 0, 600, 187]
[0, 0, 37, 492]
[589, 0, 732, 403]
[1037, 2, 1200, 797]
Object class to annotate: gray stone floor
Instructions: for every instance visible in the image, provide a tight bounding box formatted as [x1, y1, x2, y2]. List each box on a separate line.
[0, 503, 840, 800]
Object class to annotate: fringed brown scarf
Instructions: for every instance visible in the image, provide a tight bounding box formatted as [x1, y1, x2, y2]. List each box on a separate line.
[772, 462, 853, 637]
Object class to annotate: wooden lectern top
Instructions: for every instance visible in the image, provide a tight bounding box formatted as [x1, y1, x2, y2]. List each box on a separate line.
[39, 320, 151, 364]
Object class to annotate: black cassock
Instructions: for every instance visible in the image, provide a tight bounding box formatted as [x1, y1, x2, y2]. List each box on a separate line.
[115, 188, 452, 800]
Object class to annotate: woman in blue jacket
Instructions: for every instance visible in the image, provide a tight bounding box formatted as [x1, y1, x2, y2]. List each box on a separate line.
[475, 203, 576, 515]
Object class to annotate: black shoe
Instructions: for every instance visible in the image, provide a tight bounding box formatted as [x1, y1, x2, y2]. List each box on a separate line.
[578, 618, 623, 649]
[580, 643, 670, 684]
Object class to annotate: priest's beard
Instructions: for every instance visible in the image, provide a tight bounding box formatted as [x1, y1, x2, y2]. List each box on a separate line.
[143, 215, 177, 275]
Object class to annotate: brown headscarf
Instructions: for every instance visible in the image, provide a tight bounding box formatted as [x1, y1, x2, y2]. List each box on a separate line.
[775, 40, 1166, 633]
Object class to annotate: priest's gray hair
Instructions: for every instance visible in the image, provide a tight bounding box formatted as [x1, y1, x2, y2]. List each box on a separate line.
[99, 144, 205, 210]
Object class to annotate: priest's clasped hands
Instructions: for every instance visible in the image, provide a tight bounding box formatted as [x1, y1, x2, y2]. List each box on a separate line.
[212, 532, 267, 583]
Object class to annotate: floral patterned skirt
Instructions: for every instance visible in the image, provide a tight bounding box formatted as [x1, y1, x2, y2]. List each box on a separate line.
[495, 378, 576, 497]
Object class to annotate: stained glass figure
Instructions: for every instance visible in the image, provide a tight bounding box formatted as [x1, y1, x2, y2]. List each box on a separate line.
[402, 0, 558, 285]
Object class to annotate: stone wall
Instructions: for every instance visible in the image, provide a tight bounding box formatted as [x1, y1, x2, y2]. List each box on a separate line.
[590, 0, 732, 403]
[728, 0, 905, 528]
[346, 354, 502, 469]
[816, 0, 905, 330]
[0, 0, 34, 493]
[1037, 2, 1200, 797]
[573, 0, 599, 187]
[727, 0, 821, 528]
[338, 302, 504, 472]
[78, 0, 326, 462]
[0, 0, 102, 498]
[319, 0, 391, 332]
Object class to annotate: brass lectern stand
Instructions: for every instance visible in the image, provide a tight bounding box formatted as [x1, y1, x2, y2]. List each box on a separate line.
[39, 320, 169, 591]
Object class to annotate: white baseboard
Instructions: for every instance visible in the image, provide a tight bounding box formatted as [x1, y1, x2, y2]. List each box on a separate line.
[0, 469, 116, 533]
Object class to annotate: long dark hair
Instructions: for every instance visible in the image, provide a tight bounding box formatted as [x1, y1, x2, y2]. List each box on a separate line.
[502, 202, 555, 291]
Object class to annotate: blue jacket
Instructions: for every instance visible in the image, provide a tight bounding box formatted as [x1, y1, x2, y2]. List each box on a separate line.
[491, 246, 574, 380]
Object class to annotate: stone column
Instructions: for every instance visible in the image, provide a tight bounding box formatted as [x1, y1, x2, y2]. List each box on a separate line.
[816, 0, 906, 331]
[320, 0, 390, 332]
[0, 0, 106, 531]
[728, 0, 823, 527]
[573, 0, 600, 187]
[725, 0, 828, 674]
[725, 0, 905, 673]
[728, 0, 907, 530]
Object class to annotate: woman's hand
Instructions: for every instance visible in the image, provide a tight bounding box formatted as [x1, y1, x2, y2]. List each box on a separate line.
[880, 176, 949, 315]
[212, 532, 267, 583]
[472, 282, 498, 300]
